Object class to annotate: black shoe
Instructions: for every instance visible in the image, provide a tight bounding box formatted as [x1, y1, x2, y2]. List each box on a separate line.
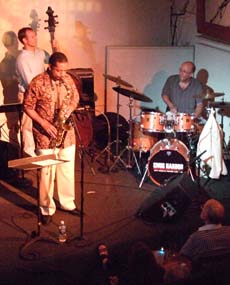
[41, 214, 52, 225]
[60, 207, 84, 216]
[69, 208, 82, 216]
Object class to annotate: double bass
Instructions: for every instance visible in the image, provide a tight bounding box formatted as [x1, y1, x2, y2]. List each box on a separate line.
[44, 7, 93, 148]
[44, 6, 59, 53]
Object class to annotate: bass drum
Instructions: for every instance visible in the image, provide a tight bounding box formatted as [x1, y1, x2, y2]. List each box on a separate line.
[92, 112, 129, 152]
[148, 138, 190, 186]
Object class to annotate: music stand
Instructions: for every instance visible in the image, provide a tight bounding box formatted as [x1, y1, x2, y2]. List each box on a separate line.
[8, 154, 69, 260]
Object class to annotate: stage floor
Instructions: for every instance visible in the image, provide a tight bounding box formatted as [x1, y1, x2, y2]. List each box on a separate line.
[0, 153, 230, 284]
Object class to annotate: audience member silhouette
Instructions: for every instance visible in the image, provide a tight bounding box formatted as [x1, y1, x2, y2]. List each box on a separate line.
[125, 241, 164, 285]
[179, 198, 230, 262]
[89, 243, 120, 285]
[163, 255, 192, 284]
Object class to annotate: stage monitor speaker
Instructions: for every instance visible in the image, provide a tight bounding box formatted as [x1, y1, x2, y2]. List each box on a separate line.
[67, 68, 95, 111]
[136, 173, 210, 223]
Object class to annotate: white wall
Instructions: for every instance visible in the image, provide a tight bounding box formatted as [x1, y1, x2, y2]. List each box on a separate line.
[105, 46, 194, 120]
[195, 37, 230, 146]
[0, 0, 171, 141]
[0, 0, 170, 106]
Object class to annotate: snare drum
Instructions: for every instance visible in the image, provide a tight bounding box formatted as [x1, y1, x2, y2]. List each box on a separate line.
[148, 138, 189, 186]
[132, 122, 157, 152]
[140, 112, 165, 132]
[174, 113, 194, 132]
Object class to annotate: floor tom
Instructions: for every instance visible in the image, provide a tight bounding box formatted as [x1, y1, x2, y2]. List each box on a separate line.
[132, 121, 157, 152]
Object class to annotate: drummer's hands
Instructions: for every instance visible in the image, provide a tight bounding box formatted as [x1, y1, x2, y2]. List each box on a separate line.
[170, 106, 177, 113]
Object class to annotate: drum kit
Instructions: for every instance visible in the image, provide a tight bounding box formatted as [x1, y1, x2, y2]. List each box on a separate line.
[78, 74, 229, 187]
[101, 73, 198, 186]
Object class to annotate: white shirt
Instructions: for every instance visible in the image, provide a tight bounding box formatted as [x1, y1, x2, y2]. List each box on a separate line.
[198, 224, 222, 231]
[16, 48, 49, 92]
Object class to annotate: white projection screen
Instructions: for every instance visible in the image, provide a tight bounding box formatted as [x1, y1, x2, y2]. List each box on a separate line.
[104, 46, 194, 121]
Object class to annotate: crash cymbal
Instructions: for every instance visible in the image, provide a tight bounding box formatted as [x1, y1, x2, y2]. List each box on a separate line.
[209, 101, 230, 109]
[103, 74, 133, 88]
[113, 86, 152, 102]
[193, 91, 225, 100]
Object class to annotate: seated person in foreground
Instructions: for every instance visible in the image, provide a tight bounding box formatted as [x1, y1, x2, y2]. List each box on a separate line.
[125, 241, 165, 285]
[179, 199, 230, 262]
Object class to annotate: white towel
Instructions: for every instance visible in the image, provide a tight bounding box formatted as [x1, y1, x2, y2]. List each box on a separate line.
[197, 108, 227, 179]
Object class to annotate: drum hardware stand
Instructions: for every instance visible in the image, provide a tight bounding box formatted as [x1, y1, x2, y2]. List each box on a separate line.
[109, 97, 141, 174]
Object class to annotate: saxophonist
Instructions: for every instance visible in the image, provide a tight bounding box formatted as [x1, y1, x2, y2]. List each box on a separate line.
[24, 52, 80, 225]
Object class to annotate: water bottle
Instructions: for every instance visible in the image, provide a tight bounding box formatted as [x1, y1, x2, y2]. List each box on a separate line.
[58, 220, 67, 243]
[153, 247, 165, 265]
[159, 247, 166, 264]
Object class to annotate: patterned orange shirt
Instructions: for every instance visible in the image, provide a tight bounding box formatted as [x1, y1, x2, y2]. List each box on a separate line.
[24, 71, 79, 149]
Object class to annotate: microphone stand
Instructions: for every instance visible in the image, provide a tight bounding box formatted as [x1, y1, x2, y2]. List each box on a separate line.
[69, 112, 90, 246]
[189, 150, 207, 189]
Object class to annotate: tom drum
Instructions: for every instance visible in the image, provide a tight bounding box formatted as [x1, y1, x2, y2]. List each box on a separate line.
[140, 111, 165, 133]
[174, 113, 194, 132]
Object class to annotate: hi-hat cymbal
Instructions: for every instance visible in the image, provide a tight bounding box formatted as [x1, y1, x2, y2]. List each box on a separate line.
[193, 92, 225, 100]
[209, 101, 230, 109]
[103, 74, 133, 88]
[113, 86, 152, 102]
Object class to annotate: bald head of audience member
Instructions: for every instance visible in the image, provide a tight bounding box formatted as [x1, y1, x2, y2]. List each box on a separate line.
[200, 199, 225, 225]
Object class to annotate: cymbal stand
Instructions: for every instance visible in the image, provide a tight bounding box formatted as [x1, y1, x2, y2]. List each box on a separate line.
[115, 86, 122, 156]
[109, 96, 141, 174]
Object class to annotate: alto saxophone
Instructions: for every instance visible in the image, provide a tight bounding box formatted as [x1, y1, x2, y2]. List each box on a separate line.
[49, 77, 73, 149]
[49, 109, 73, 149]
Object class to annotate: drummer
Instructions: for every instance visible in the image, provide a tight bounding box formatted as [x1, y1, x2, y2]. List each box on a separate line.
[161, 61, 203, 119]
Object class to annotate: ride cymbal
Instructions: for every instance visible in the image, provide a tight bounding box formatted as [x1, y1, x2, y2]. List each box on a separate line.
[103, 74, 133, 88]
[193, 92, 225, 100]
[209, 101, 230, 109]
[113, 86, 152, 102]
